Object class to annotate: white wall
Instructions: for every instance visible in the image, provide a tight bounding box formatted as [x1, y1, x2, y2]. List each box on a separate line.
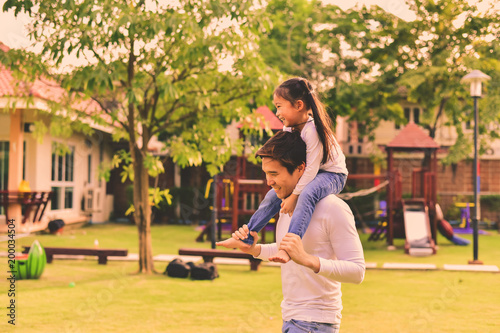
[21, 112, 113, 224]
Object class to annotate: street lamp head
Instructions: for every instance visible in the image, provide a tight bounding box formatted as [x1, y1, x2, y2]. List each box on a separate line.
[461, 70, 491, 97]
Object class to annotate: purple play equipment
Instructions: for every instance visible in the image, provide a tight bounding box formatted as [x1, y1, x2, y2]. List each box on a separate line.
[454, 203, 488, 235]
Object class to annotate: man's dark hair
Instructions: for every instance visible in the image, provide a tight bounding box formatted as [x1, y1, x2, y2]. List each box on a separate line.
[255, 130, 306, 174]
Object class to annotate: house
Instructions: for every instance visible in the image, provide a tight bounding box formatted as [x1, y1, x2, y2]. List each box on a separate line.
[0, 42, 114, 233]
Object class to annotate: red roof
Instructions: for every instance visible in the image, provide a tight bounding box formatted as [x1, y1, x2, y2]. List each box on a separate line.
[238, 105, 283, 130]
[256, 106, 283, 130]
[0, 42, 101, 115]
[387, 122, 439, 149]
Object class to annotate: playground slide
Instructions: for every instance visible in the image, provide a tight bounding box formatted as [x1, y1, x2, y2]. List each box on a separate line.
[450, 234, 471, 246]
[435, 204, 470, 246]
[437, 219, 470, 246]
[403, 201, 436, 256]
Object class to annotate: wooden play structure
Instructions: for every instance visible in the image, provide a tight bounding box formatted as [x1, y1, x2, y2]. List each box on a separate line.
[385, 122, 440, 255]
[197, 156, 276, 243]
[342, 122, 441, 255]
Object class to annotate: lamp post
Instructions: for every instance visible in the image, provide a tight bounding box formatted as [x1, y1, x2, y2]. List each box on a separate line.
[461, 70, 491, 264]
[211, 175, 218, 249]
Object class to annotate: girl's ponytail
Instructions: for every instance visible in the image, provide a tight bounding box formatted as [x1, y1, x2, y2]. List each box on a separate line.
[308, 91, 336, 164]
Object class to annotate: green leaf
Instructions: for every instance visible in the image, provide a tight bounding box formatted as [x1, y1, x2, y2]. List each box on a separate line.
[125, 205, 135, 216]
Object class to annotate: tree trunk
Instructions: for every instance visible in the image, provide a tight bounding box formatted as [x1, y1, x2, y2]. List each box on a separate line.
[131, 144, 155, 274]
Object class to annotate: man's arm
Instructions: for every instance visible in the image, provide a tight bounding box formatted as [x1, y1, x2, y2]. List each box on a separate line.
[318, 202, 365, 284]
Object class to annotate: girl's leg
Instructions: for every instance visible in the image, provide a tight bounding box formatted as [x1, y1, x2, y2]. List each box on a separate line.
[242, 188, 282, 245]
[288, 172, 347, 238]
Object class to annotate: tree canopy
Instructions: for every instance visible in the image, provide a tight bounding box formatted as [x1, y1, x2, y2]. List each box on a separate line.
[330, 0, 500, 156]
[261, 0, 499, 155]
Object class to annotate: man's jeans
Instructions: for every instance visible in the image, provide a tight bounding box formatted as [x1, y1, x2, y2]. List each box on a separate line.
[243, 171, 347, 245]
[282, 319, 340, 333]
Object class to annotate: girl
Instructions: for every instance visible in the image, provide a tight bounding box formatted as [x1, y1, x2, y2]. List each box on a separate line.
[240, 77, 348, 263]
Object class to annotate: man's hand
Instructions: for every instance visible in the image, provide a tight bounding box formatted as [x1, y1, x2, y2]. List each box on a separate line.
[279, 233, 320, 273]
[216, 225, 261, 257]
[280, 193, 298, 216]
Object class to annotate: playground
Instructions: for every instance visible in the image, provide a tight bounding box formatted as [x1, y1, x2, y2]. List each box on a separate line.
[1, 223, 499, 332]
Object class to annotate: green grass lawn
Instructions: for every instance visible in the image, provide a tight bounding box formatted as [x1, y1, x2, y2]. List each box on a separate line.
[1, 223, 499, 332]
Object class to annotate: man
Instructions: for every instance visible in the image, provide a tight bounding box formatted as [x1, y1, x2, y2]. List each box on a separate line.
[217, 130, 365, 333]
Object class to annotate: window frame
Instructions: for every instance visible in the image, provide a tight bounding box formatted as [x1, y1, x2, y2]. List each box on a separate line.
[50, 143, 75, 211]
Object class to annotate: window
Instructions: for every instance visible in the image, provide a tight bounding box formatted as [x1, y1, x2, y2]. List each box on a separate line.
[64, 187, 73, 209]
[465, 120, 472, 130]
[357, 123, 364, 143]
[404, 108, 411, 122]
[51, 187, 61, 210]
[51, 143, 75, 210]
[0, 141, 8, 191]
[413, 108, 420, 124]
[23, 141, 26, 180]
[0, 142, 8, 216]
[87, 154, 92, 184]
[396, 108, 411, 129]
[396, 107, 421, 129]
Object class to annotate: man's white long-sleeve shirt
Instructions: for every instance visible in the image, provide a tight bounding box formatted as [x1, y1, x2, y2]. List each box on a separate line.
[257, 194, 365, 324]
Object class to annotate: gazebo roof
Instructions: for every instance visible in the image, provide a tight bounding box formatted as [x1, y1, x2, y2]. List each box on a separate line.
[237, 105, 283, 130]
[256, 106, 283, 130]
[387, 122, 439, 150]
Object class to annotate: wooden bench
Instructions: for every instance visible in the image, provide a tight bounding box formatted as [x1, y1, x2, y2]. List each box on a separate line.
[23, 246, 128, 265]
[179, 248, 262, 271]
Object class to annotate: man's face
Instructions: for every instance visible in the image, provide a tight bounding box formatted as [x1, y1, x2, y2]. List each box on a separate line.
[261, 157, 304, 199]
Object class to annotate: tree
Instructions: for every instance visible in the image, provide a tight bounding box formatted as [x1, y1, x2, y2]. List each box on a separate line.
[259, 0, 324, 79]
[259, 1, 410, 136]
[260, 0, 371, 128]
[327, 0, 500, 153]
[2, 0, 274, 274]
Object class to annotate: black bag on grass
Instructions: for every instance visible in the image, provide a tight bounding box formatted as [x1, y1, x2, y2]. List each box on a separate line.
[165, 258, 193, 278]
[48, 219, 65, 233]
[190, 262, 219, 280]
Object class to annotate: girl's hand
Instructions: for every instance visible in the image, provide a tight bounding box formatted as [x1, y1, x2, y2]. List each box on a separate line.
[280, 194, 298, 217]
